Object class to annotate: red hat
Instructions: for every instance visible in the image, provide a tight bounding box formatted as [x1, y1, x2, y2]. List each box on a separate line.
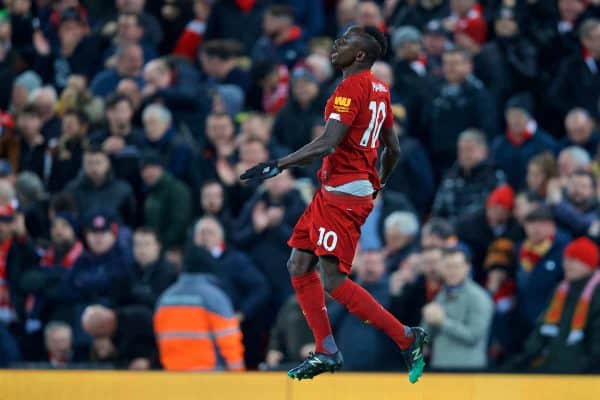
[487, 184, 515, 211]
[564, 237, 599, 270]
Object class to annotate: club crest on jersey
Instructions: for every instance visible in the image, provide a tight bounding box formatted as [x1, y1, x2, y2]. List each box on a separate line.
[372, 82, 387, 92]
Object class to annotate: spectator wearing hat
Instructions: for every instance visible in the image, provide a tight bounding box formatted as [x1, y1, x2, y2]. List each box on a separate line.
[64, 145, 136, 227]
[90, 43, 145, 98]
[422, 48, 498, 178]
[421, 247, 493, 370]
[82, 304, 157, 370]
[154, 244, 245, 371]
[508, 237, 600, 373]
[383, 211, 420, 272]
[271, 67, 324, 154]
[140, 150, 192, 252]
[197, 180, 235, 237]
[130, 227, 177, 309]
[456, 184, 522, 282]
[560, 108, 600, 157]
[516, 206, 570, 342]
[33, 7, 103, 91]
[547, 170, 599, 237]
[433, 129, 506, 223]
[475, 7, 538, 115]
[491, 92, 558, 189]
[10, 71, 42, 116]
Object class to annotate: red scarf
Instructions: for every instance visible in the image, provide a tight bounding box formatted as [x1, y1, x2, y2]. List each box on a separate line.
[236, 0, 256, 13]
[0, 238, 14, 323]
[40, 241, 84, 269]
[541, 271, 600, 344]
[519, 237, 553, 272]
[506, 120, 536, 147]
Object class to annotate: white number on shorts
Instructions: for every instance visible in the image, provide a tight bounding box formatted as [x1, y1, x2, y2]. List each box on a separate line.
[359, 101, 386, 148]
[317, 227, 338, 251]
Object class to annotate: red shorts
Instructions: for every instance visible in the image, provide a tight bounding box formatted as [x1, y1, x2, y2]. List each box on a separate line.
[287, 188, 374, 274]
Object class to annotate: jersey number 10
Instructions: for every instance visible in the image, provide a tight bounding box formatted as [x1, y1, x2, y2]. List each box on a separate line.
[359, 101, 386, 148]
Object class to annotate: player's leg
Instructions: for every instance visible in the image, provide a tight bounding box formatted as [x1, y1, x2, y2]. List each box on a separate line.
[287, 248, 338, 355]
[320, 256, 428, 383]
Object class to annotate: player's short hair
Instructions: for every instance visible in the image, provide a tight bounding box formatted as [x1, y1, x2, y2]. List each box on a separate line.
[458, 129, 487, 148]
[361, 25, 387, 64]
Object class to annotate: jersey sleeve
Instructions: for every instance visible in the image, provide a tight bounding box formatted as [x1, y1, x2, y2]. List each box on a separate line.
[328, 80, 362, 126]
[383, 93, 394, 129]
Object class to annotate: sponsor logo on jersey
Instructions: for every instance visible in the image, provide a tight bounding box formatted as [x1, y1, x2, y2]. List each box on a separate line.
[372, 82, 387, 92]
[333, 96, 352, 112]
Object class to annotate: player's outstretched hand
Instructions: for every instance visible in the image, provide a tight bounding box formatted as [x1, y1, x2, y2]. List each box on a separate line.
[240, 160, 281, 181]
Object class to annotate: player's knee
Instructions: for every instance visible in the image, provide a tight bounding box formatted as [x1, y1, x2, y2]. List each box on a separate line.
[321, 268, 345, 293]
[286, 257, 310, 276]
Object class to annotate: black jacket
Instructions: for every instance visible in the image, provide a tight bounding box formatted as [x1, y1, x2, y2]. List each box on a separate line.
[130, 259, 178, 309]
[272, 97, 325, 153]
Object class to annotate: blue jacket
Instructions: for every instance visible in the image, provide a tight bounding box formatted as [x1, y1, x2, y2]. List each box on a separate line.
[492, 128, 558, 189]
[90, 69, 144, 98]
[552, 199, 599, 237]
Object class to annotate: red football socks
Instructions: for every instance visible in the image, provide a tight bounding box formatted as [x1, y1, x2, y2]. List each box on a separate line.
[291, 271, 338, 354]
[331, 278, 414, 350]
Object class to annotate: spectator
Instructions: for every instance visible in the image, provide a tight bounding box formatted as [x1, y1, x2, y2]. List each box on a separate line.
[15, 172, 49, 241]
[199, 39, 250, 92]
[383, 211, 420, 272]
[444, 0, 487, 45]
[560, 108, 600, 157]
[558, 146, 592, 186]
[356, 1, 386, 33]
[199, 112, 237, 184]
[432, 129, 505, 222]
[516, 206, 569, 341]
[327, 250, 403, 371]
[237, 112, 286, 161]
[421, 247, 493, 370]
[139, 150, 192, 252]
[47, 109, 89, 193]
[130, 227, 177, 308]
[172, 0, 211, 61]
[421, 218, 458, 249]
[102, 12, 157, 67]
[421, 19, 450, 79]
[456, 184, 522, 280]
[252, 5, 307, 69]
[10, 71, 42, 116]
[141, 104, 196, 185]
[44, 321, 74, 368]
[271, 67, 323, 153]
[204, 0, 266, 56]
[390, 249, 444, 327]
[423, 48, 497, 177]
[304, 53, 335, 97]
[492, 92, 558, 189]
[231, 170, 305, 307]
[154, 245, 245, 371]
[549, 19, 600, 124]
[111, 0, 163, 47]
[336, 0, 359, 35]
[514, 190, 543, 227]
[29, 86, 61, 140]
[197, 180, 234, 235]
[90, 43, 145, 98]
[284, 0, 324, 39]
[525, 152, 558, 199]
[508, 237, 600, 373]
[64, 145, 136, 227]
[548, 170, 598, 237]
[82, 304, 156, 370]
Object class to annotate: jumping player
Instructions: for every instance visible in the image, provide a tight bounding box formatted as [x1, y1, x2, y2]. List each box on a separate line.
[240, 26, 428, 383]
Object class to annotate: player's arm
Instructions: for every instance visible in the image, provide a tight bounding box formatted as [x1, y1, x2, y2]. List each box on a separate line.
[378, 125, 401, 187]
[240, 119, 349, 181]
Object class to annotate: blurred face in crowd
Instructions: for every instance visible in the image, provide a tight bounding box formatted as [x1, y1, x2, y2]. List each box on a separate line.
[201, 182, 225, 215]
[263, 12, 291, 38]
[0, 218, 14, 240]
[371, 61, 393, 86]
[62, 113, 86, 139]
[265, 169, 294, 199]
[397, 41, 422, 61]
[505, 108, 529, 135]
[194, 218, 224, 250]
[421, 230, 447, 249]
[117, 14, 143, 43]
[565, 111, 594, 144]
[106, 99, 134, 133]
[495, 16, 518, 38]
[514, 194, 539, 225]
[143, 111, 170, 141]
[9, 0, 32, 15]
[59, 20, 87, 49]
[421, 248, 442, 279]
[51, 217, 75, 247]
[527, 162, 546, 194]
[306, 53, 333, 83]
[133, 231, 160, 267]
[559, 0, 585, 23]
[582, 24, 600, 58]
[34, 90, 56, 121]
[384, 225, 414, 252]
[442, 52, 472, 84]
[117, 44, 144, 77]
[117, 79, 142, 110]
[558, 151, 587, 179]
[241, 114, 272, 142]
[292, 77, 319, 107]
[17, 112, 42, 137]
[356, 1, 383, 27]
[451, 0, 475, 16]
[83, 152, 110, 185]
[442, 251, 470, 286]
[144, 60, 171, 89]
[86, 229, 116, 255]
[82, 305, 117, 337]
[337, 0, 358, 27]
[45, 325, 72, 364]
[206, 115, 235, 146]
[356, 251, 386, 284]
[11, 84, 29, 113]
[457, 137, 487, 171]
[486, 204, 510, 228]
[141, 165, 164, 187]
[567, 173, 595, 207]
[524, 219, 555, 244]
[423, 32, 447, 56]
[0, 19, 10, 43]
[117, 0, 145, 13]
[239, 140, 268, 167]
[563, 257, 594, 281]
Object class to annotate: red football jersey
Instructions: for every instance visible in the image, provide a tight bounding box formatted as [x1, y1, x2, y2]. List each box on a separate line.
[319, 69, 394, 190]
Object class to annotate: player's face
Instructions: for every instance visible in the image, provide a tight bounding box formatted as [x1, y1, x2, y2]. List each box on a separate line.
[331, 28, 363, 68]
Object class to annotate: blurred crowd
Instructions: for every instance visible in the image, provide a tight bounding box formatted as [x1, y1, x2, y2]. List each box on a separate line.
[0, 0, 599, 374]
